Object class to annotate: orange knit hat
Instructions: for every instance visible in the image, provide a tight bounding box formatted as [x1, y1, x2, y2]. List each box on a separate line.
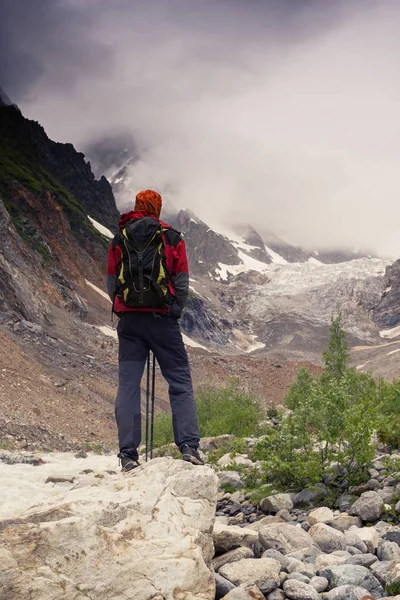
[134, 190, 162, 218]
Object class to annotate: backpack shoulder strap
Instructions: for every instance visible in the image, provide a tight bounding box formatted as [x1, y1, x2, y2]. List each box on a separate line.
[163, 227, 182, 248]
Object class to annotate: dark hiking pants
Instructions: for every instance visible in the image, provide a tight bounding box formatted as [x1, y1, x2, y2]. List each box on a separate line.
[115, 312, 200, 460]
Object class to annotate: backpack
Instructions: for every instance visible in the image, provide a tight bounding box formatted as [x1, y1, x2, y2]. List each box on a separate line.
[112, 217, 170, 309]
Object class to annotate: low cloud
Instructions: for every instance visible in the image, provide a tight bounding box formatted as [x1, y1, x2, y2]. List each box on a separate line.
[2, 0, 400, 256]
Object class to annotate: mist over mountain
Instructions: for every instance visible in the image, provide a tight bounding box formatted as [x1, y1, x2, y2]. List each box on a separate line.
[2, 0, 400, 258]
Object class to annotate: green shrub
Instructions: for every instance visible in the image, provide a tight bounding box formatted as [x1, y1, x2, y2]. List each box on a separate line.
[386, 579, 400, 595]
[254, 314, 379, 492]
[376, 378, 400, 449]
[152, 382, 264, 449]
[195, 382, 264, 438]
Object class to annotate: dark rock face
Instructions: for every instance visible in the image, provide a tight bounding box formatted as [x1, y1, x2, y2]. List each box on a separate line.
[176, 210, 240, 276]
[372, 259, 400, 329]
[240, 226, 272, 264]
[261, 230, 311, 263]
[0, 105, 120, 232]
[182, 296, 232, 345]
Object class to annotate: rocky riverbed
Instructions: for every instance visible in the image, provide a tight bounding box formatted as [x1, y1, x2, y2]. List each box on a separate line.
[3, 439, 400, 599]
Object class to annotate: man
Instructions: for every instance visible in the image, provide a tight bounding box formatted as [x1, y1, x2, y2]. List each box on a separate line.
[106, 189, 203, 472]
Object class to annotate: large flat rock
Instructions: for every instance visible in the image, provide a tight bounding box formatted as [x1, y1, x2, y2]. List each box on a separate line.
[0, 455, 218, 600]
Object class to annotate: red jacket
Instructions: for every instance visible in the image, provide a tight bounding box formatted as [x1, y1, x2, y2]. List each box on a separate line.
[106, 210, 189, 317]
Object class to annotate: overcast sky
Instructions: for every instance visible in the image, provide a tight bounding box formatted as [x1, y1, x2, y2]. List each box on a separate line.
[1, 0, 400, 256]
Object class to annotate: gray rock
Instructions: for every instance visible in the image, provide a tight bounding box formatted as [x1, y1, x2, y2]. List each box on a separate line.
[353, 526, 380, 552]
[350, 491, 384, 522]
[213, 522, 259, 554]
[286, 572, 310, 584]
[367, 478, 381, 490]
[213, 546, 254, 571]
[259, 523, 314, 555]
[283, 579, 320, 600]
[382, 530, 400, 546]
[308, 523, 346, 553]
[267, 591, 286, 600]
[369, 559, 400, 585]
[327, 514, 362, 532]
[231, 491, 246, 503]
[337, 494, 358, 512]
[215, 573, 235, 599]
[377, 541, 400, 561]
[260, 493, 293, 514]
[218, 471, 245, 489]
[346, 553, 378, 568]
[262, 548, 289, 570]
[344, 531, 368, 553]
[322, 585, 375, 600]
[276, 509, 292, 522]
[307, 507, 334, 526]
[293, 484, 328, 509]
[309, 575, 328, 592]
[219, 558, 281, 594]
[378, 486, 395, 503]
[346, 546, 362, 555]
[222, 583, 265, 600]
[317, 565, 384, 596]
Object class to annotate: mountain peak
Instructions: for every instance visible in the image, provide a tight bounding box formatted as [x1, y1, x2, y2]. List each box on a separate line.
[0, 85, 19, 110]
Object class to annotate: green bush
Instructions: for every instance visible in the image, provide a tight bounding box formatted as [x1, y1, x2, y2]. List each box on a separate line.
[376, 378, 400, 449]
[151, 381, 264, 449]
[254, 314, 379, 491]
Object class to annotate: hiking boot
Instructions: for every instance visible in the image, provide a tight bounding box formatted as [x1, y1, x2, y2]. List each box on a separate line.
[118, 453, 140, 473]
[181, 444, 204, 466]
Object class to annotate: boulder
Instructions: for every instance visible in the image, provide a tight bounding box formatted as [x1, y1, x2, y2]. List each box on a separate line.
[0, 458, 218, 600]
[213, 522, 259, 554]
[219, 557, 281, 594]
[317, 565, 384, 597]
[309, 575, 329, 592]
[212, 546, 254, 571]
[222, 583, 265, 600]
[283, 579, 320, 600]
[351, 526, 380, 553]
[307, 507, 334, 526]
[259, 523, 314, 555]
[322, 585, 375, 600]
[215, 573, 235, 599]
[377, 541, 400, 561]
[308, 523, 346, 553]
[260, 493, 294, 514]
[350, 491, 384, 522]
[293, 484, 328, 509]
[217, 471, 245, 489]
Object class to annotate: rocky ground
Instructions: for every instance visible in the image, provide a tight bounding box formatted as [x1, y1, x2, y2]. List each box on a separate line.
[209, 437, 400, 599]
[0, 307, 322, 453]
[3, 438, 400, 599]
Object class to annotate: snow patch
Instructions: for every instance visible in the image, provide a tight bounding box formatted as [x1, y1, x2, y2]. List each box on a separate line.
[181, 333, 208, 350]
[87, 216, 114, 239]
[380, 325, 400, 339]
[264, 244, 288, 265]
[308, 257, 322, 265]
[85, 280, 111, 303]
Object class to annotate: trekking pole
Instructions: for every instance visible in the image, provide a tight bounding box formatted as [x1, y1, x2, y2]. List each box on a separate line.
[145, 350, 150, 462]
[150, 352, 156, 460]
